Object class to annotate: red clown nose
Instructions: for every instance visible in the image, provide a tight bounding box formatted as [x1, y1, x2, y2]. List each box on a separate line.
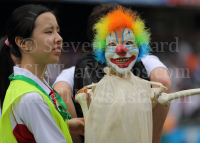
[116, 45, 127, 56]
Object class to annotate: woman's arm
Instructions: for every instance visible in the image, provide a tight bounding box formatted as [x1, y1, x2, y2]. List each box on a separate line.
[54, 81, 77, 118]
[150, 67, 171, 143]
[141, 55, 171, 143]
[54, 81, 84, 143]
[15, 92, 67, 143]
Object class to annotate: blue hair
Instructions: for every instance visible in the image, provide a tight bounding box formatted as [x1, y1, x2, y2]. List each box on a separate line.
[137, 44, 151, 62]
[93, 50, 107, 64]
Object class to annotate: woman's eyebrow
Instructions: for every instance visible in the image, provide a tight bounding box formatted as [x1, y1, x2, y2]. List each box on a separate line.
[44, 26, 53, 30]
[43, 26, 60, 31]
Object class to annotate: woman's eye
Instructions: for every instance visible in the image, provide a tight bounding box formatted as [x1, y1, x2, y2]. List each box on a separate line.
[125, 41, 134, 45]
[45, 31, 52, 33]
[108, 42, 117, 46]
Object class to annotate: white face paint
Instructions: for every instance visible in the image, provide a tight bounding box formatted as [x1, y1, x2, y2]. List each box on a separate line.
[105, 28, 139, 74]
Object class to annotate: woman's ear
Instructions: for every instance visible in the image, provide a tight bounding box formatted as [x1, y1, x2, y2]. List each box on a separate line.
[15, 36, 33, 52]
[15, 36, 27, 51]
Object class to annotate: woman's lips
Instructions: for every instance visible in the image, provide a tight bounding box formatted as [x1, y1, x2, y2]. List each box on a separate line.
[53, 45, 62, 54]
[53, 48, 61, 54]
[110, 55, 136, 68]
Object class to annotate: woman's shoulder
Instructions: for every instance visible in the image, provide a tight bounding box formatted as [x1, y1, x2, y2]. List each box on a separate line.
[19, 92, 44, 103]
[53, 66, 75, 88]
[13, 92, 49, 122]
[12, 92, 49, 123]
[62, 66, 75, 74]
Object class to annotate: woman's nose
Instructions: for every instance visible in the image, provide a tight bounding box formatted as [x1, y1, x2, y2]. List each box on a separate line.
[55, 34, 63, 43]
[116, 45, 127, 56]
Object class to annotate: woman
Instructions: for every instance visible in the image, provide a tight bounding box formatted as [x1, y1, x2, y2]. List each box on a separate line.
[0, 4, 84, 143]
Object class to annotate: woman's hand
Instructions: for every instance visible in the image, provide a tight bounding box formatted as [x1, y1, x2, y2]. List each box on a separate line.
[68, 118, 84, 135]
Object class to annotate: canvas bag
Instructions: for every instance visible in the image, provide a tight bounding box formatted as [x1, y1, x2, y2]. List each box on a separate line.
[84, 67, 153, 143]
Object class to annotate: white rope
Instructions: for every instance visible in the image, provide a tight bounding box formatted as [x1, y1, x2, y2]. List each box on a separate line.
[157, 88, 200, 105]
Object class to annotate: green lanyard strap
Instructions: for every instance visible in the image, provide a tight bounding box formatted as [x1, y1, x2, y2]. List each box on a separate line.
[8, 73, 72, 120]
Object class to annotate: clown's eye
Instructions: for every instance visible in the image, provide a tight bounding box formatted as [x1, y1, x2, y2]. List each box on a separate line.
[124, 41, 134, 45]
[107, 42, 117, 46]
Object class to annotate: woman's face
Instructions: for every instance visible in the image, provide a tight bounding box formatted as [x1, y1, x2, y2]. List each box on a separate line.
[27, 12, 62, 65]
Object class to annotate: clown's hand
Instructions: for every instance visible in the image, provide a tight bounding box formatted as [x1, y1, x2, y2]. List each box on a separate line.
[68, 118, 84, 135]
[150, 82, 168, 108]
[150, 81, 167, 99]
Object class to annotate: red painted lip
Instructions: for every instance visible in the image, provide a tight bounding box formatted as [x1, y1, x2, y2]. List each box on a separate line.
[110, 55, 136, 68]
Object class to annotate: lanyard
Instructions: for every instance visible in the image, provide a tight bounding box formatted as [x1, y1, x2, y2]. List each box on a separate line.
[8, 73, 72, 120]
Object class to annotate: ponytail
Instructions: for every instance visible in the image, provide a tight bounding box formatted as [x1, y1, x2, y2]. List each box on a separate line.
[0, 37, 15, 108]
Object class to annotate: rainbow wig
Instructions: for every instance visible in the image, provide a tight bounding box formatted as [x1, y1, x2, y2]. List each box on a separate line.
[93, 7, 151, 64]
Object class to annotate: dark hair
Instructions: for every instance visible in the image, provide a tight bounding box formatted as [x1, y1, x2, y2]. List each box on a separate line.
[0, 4, 54, 108]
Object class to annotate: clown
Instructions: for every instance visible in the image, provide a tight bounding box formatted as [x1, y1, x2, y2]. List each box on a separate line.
[75, 7, 200, 143]
[76, 8, 155, 143]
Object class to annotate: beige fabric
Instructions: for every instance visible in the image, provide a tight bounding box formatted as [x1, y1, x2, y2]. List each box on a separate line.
[76, 67, 200, 143]
[84, 67, 153, 143]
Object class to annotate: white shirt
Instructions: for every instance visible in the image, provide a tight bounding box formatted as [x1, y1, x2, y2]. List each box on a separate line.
[141, 55, 168, 77]
[53, 55, 168, 96]
[53, 66, 75, 89]
[10, 65, 66, 143]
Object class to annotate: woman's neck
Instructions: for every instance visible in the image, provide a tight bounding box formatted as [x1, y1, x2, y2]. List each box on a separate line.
[20, 61, 47, 81]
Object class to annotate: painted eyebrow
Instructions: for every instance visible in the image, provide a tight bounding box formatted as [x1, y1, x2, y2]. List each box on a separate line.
[123, 30, 132, 36]
[106, 33, 117, 43]
[123, 31, 134, 42]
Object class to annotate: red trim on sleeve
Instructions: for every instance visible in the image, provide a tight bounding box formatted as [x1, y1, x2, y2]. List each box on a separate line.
[13, 124, 36, 143]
